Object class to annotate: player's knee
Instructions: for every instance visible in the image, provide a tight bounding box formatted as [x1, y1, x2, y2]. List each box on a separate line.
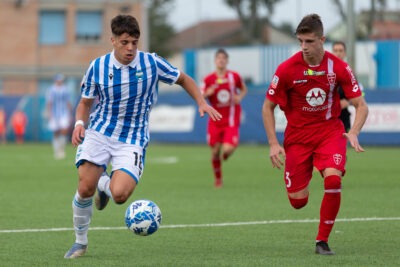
[324, 175, 341, 190]
[288, 195, 309, 209]
[77, 183, 96, 198]
[113, 194, 129, 204]
[111, 189, 131, 204]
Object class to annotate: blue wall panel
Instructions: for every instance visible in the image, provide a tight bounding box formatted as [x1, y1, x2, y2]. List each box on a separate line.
[376, 41, 400, 89]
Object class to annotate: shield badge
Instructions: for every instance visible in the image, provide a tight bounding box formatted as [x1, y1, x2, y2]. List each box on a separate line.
[333, 154, 342, 165]
[327, 73, 336, 85]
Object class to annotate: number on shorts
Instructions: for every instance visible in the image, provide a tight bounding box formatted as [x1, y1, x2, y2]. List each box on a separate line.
[285, 172, 291, 188]
[133, 151, 143, 171]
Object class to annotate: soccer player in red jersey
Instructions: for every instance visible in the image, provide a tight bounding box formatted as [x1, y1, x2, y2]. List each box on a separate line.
[262, 14, 368, 255]
[202, 48, 247, 187]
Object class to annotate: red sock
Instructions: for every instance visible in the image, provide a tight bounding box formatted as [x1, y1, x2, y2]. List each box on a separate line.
[212, 158, 222, 181]
[317, 175, 341, 242]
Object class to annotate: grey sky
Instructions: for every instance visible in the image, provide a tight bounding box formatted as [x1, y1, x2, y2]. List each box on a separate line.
[168, 0, 400, 33]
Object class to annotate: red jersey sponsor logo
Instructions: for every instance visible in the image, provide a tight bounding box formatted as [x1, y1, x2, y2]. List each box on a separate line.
[352, 84, 359, 92]
[293, 79, 307, 84]
[268, 89, 275, 95]
[271, 75, 279, 89]
[217, 89, 230, 104]
[305, 88, 326, 107]
[327, 73, 336, 85]
[333, 154, 342, 165]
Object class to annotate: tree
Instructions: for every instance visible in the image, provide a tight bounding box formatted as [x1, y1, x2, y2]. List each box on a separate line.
[224, 0, 282, 44]
[332, 0, 387, 39]
[148, 0, 175, 58]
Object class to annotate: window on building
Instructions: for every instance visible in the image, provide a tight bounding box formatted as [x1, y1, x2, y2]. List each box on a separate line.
[39, 11, 66, 45]
[76, 11, 102, 43]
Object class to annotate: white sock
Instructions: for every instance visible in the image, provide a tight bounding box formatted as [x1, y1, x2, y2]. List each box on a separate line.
[72, 191, 93, 245]
[59, 134, 67, 153]
[52, 136, 59, 155]
[98, 172, 113, 200]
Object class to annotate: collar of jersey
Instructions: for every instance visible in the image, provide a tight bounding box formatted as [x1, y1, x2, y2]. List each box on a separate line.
[111, 50, 139, 69]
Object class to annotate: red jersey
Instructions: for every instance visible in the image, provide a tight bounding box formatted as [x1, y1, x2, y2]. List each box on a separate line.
[202, 70, 244, 127]
[266, 51, 362, 128]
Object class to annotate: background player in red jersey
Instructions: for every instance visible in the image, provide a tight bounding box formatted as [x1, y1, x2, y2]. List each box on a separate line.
[262, 14, 368, 255]
[202, 48, 247, 187]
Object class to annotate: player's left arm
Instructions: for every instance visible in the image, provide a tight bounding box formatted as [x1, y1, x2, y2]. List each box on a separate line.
[343, 96, 369, 152]
[176, 72, 222, 121]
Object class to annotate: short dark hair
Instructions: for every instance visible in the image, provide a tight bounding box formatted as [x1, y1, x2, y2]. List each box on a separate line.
[332, 41, 346, 51]
[111, 15, 140, 38]
[295, 14, 323, 37]
[215, 48, 228, 58]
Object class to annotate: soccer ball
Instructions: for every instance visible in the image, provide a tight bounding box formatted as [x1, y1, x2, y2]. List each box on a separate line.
[125, 199, 162, 236]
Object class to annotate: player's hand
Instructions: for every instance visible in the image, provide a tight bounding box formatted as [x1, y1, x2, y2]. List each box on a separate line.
[233, 95, 242, 104]
[198, 102, 222, 121]
[343, 132, 365, 152]
[269, 143, 286, 169]
[204, 84, 218, 97]
[72, 125, 85, 147]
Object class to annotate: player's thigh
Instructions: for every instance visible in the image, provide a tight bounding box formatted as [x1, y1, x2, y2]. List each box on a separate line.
[110, 142, 145, 185]
[284, 144, 314, 193]
[207, 123, 223, 147]
[75, 129, 111, 172]
[314, 130, 347, 176]
[77, 161, 104, 197]
[109, 170, 137, 202]
[222, 126, 239, 150]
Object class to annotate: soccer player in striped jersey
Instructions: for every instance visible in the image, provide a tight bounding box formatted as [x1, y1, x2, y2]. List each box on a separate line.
[46, 74, 72, 159]
[64, 15, 221, 259]
[262, 14, 368, 255]
[201, 49, 247, 188]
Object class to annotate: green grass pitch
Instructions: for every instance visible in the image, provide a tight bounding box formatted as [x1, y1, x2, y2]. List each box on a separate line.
[0, 143, 399, 266]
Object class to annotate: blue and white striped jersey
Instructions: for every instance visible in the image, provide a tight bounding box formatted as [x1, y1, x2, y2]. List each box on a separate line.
[46, 84, 71, 119]
[81, 50, 180, 147]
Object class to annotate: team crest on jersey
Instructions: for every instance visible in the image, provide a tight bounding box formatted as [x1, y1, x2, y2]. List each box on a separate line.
[136, 71, 143, 82]
[271, 75, 279, 89]
[109, 73, 113, 80]
[333, 154, 342, 165]
[327, 73, 336, 85]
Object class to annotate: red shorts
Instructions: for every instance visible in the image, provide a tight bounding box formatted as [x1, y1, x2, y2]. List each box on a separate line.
[13, 125, 25, 135]
[207, 123, 239, 147]
[283, 120, 347, 193]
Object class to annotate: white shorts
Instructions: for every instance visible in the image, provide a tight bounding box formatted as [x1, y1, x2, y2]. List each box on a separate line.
[49, 116, 70, 131]
[75, 129, 145, 184]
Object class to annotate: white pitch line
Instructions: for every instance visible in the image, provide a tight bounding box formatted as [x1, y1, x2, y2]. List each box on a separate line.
[1, 217, 399, 234]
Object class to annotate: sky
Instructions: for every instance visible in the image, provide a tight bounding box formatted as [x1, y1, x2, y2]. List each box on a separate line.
[167, 0, 400, 33]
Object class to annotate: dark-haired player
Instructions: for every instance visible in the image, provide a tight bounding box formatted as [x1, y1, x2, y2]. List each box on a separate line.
[201, 48, 247, 187]
[262, 14, 368, 255]
[64, 14, 221, 258]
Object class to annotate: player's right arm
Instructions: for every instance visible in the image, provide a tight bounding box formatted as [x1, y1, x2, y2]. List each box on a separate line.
[262, 98, 285, 169]
[72, 98, 94, 147]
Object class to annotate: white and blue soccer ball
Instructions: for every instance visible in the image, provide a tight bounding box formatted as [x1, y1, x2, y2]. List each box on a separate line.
[125, 199, 162, 236]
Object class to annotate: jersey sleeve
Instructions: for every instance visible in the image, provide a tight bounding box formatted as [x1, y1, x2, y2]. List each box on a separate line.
[234, 72, 244, 89]
[152, 53, 181, 85]
[338, 64, 362, 99]
[266, 64, 288, 108]
[80, 61, 97, 99]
